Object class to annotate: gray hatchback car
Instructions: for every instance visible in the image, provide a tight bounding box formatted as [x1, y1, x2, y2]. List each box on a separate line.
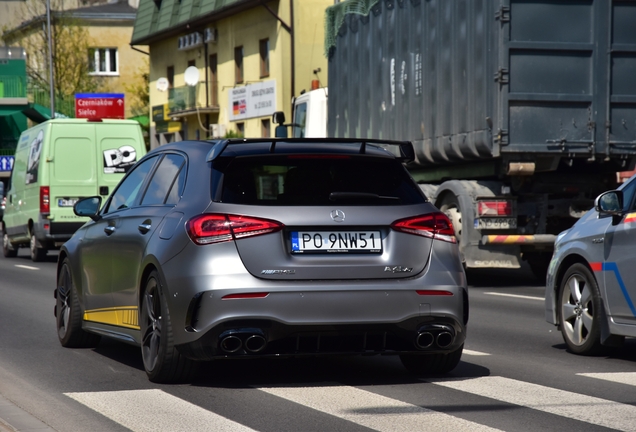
[55, 138, 468, 383]
[546, 173, 636, 355]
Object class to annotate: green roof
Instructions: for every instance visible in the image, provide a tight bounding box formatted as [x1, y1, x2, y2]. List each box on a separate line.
[131, 0, 254, 45]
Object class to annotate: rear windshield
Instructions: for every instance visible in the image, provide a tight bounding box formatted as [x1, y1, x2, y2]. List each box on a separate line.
[218, 154, 426, 206]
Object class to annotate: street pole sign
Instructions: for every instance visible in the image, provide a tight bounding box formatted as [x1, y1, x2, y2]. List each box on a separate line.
[75, 93, 125, 119]
[0, 156, 14, 172]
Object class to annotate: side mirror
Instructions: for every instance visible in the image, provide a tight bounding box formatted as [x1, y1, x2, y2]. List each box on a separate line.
[74, 196, 102, 221]
[272, 111, 285, 125]
[594, 190, 623, 226]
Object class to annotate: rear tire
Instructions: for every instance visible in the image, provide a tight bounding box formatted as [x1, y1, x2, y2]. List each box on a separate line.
[2, 229, 17, 258]
[140, 270, 197, 383]
[30, 234, 47, 262]
[56, 258, 101, 348]
[400, 344, 463, 376]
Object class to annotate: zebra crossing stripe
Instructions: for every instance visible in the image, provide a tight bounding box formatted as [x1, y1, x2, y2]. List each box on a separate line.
[577, 372, 636, 386]
[432, 376, 636, 432]
[65, 389, 257, 432]
[259, 384, 502, 431]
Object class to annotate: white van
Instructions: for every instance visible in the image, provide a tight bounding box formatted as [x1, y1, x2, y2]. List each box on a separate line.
[2, 118, 147, 261]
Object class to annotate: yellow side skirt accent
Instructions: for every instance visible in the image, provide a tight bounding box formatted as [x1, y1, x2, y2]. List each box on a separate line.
[84, 307, 140, 330]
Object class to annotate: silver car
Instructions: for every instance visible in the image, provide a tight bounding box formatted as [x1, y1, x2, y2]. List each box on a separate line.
[55, 138, 468, 383]
[546, 174, 636, 355]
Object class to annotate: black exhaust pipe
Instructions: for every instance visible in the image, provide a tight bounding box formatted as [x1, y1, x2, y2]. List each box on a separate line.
[219, 335, 242, 353]
[415, 332, 434, 349]
[244, 334, 267, 353]
[436, 331, 453, 348]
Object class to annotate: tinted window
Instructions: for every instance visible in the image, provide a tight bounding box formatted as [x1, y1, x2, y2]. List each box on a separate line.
[141, 154, 186, 205]
[105, 156, 158, 213]
[621, 177, 636, 211]
[219, 155, 425, 206]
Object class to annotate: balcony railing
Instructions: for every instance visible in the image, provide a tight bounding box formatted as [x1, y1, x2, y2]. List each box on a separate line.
[167, 84, 220, 117]
[30, 87, 75, 118]
[0, 75, 26, 98]
[168, 85, 197, 113]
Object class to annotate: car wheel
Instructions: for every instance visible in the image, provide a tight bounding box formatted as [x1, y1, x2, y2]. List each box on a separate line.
[140, 270, 197, 383]
[558, 263, 603, 355]
[400, 344, 463, 376]
[30, 234, 47, 262]
[2, 229, 17, 258]
[56, 258, 101, 348]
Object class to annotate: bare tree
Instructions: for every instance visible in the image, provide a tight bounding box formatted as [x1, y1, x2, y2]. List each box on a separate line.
[3, 0, 104, 116]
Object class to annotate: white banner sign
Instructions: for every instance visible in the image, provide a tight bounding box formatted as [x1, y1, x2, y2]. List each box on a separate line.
[228, 80, 276, 121]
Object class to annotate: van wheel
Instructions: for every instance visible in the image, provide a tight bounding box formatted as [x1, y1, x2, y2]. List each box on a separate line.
[3, 230, 17, 258]
[30, 234, 47, 262]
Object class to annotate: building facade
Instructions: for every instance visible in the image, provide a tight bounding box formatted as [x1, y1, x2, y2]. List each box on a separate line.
[2, 0, 147, 119]
[131, 0, 332, 147]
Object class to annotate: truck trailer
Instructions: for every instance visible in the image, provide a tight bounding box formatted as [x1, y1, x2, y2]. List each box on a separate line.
[282, 0, 636, 279]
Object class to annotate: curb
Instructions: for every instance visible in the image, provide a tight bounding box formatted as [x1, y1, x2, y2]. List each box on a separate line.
[0, 394, 56, 432]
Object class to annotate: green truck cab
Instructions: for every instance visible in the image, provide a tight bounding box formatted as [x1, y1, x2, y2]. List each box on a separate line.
[2, 118, 147, 261]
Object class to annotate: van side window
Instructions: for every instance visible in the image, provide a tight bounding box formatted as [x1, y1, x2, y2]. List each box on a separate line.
[141, 154, 186, 206]
[105, 156, 159, 213]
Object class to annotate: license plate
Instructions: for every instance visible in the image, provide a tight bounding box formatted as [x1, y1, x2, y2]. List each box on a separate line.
[58, 198, 79, 207]
[474, 218, 517, 229]
[291, 231, 382, 253]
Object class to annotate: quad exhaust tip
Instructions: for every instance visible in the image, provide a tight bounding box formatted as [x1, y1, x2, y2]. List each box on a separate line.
[219, 329, 267, 354]
[415, 325, 455, 350]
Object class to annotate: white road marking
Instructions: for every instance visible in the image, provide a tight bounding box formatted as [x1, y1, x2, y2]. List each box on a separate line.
[259, 384, 502, 431]
[15, 265, 39, 271]
[65, 389, 257, 432]
[463, 349, 491, 356]
[432, 376, 636, 432]
[483, 292, 543, 301]
[578, 372, 636, 387]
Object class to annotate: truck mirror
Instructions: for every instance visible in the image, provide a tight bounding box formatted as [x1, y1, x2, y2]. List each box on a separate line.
[272, 111, 285, 125]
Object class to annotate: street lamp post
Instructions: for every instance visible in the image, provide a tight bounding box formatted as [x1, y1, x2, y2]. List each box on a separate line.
[46, 0, 55, 118]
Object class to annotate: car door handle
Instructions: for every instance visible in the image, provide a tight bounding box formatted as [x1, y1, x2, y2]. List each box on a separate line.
[138, 223, 152, 234]
[104, 226, 116, 235]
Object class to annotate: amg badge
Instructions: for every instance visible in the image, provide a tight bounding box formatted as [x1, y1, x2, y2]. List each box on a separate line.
[261, 269, 296, 275]
[384, 266, 413, 273]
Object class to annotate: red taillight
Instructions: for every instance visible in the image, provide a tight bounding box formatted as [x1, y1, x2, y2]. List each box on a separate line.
[222, 292, 269, 300]
[477, 200, 512, 217]
[416, 290, 454, 296]
[40, 186, 50, 213]
[391, 212, 456, 244]
[186, 213, 283, 245]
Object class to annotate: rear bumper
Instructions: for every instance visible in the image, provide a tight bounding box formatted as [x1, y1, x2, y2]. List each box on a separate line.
[177, 315, 466, 361]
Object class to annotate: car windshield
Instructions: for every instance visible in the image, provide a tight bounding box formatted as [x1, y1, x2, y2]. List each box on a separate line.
[218, 154, 426, 206]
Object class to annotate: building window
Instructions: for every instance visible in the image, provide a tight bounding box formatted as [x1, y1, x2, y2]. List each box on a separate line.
[259, 39, 269, 78]
[236, 122, 245, 137]
[209, 54, 218, 106]
[188, 59, 196, 67]
[167, 66, 174, 88]
[261, 119, 270, 138]
[88, 48, 118, 75]
[235, 46, 244, 84]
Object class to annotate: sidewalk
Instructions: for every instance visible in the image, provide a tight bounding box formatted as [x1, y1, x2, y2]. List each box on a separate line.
[0, 394, 55, 432]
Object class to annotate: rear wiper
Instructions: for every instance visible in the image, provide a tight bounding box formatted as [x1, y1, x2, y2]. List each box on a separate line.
[329, 192, 400, 201]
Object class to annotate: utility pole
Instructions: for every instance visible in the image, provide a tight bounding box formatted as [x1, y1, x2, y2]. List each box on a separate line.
[46, 0, 55, 118]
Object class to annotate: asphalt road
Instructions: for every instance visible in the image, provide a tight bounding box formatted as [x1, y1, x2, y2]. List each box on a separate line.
[1, 249, 636, 431]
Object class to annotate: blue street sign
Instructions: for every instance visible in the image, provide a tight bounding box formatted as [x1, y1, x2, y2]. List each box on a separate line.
[0, 156, 15, 172]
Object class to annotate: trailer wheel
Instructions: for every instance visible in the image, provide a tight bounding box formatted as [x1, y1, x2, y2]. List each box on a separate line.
[439, 194, 463, 261]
